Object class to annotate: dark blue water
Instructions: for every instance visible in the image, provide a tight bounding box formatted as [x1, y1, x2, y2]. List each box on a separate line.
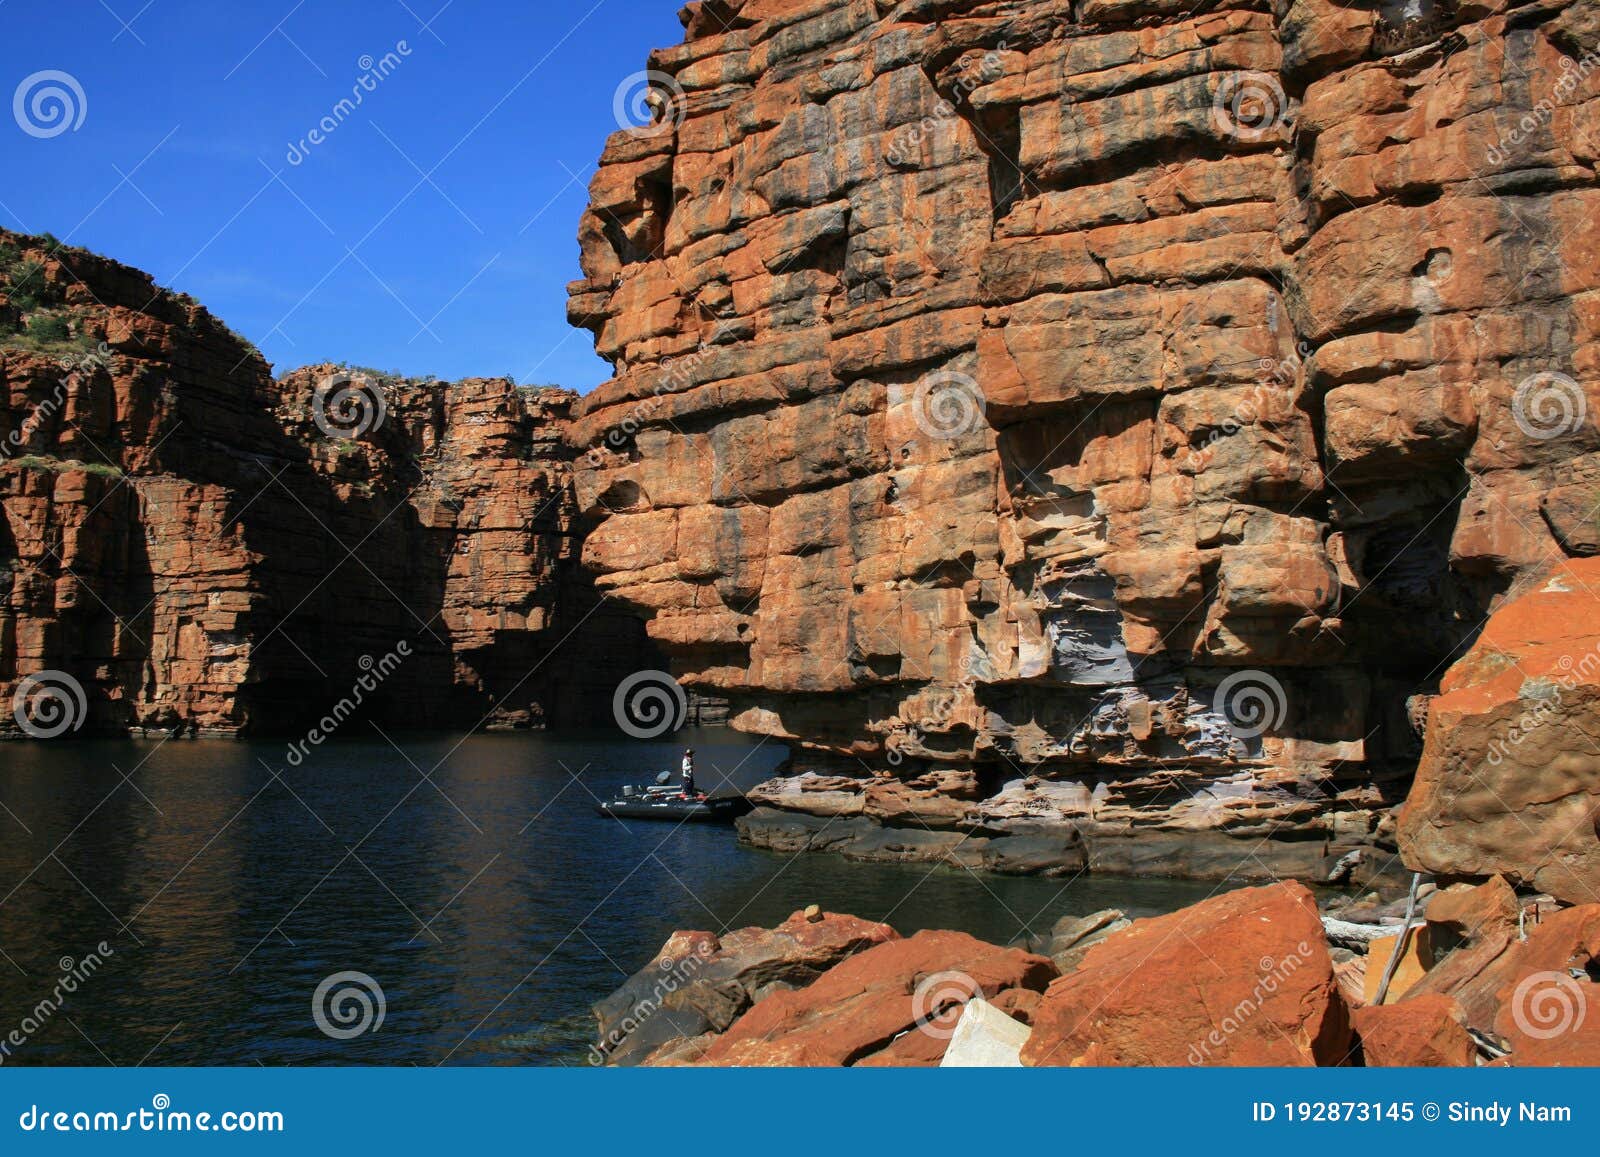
[0, 729, 1225, 1065]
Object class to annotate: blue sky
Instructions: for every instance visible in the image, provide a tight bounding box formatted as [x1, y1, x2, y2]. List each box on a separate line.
[0, 0, 687, 391]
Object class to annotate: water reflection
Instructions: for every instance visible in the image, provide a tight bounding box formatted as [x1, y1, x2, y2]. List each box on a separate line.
[0, 729, 1230, 1065]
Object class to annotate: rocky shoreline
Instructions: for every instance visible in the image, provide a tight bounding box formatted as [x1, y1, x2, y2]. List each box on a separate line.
[593, 876, 1600, 1067]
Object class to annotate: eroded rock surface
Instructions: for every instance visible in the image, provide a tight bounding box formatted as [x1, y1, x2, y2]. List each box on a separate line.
[569, 0, 1600, 875]
[1399, 558, 1600, 905]
[593, 881, 1600, 1066]
[592, 908, 899, 1065]
[1022, 881, 1350, 1066]
[693, 927, 1055, 1066]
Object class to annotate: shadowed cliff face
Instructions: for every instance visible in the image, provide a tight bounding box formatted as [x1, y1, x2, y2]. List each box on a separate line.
[567, 0, 1600, 878]
[0, 230, 654, 737]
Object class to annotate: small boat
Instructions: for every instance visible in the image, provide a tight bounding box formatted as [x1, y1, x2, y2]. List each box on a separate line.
[594, 771, 751, 824]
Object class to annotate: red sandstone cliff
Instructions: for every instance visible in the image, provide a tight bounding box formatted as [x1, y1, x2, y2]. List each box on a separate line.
[568, 0, 1600, 879]
[0, 229, 654, 737]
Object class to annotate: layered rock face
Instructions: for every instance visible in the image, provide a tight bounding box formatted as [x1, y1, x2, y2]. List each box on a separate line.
[1, 230, 652, 737]
[569, 0, 1600, 877]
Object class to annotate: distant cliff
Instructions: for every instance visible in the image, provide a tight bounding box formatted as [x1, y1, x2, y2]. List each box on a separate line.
[0, 228, 653, 737]
[567, 0, 1600, 882]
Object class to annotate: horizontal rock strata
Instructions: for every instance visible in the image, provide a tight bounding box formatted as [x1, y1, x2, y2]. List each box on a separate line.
[569, 0, 1600, 879]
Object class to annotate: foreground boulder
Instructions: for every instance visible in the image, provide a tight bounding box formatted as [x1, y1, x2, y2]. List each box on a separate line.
[1021, 882, 1350, 1066]
[940, 999, 1032, 1068]
[694, 929, 1056, 1067]
[1399, 559, 1600, 905]
[1047, 908, 1131, 973]
[1353, 995, 1476, 1067]
[592, 909, 897, 1065]
[1490, 905, 1600, 1066]
[1403, 887, 1600, 1065]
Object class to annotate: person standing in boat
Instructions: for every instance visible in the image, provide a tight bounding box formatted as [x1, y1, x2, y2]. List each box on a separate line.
[680, 748, 697, 798]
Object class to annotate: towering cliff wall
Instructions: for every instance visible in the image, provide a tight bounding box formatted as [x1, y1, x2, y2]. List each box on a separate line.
[568, 0, 1600, 879]
[0, 229, 653, 737]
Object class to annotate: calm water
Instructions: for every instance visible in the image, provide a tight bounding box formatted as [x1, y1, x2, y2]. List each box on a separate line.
[0, 729, 1227, 1066]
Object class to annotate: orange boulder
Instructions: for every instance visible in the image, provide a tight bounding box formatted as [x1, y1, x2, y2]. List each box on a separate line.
[1354, 994, 1476, 1067]
[696, 929, 1056, 1067]
[1021, 882, 1350, 1067]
